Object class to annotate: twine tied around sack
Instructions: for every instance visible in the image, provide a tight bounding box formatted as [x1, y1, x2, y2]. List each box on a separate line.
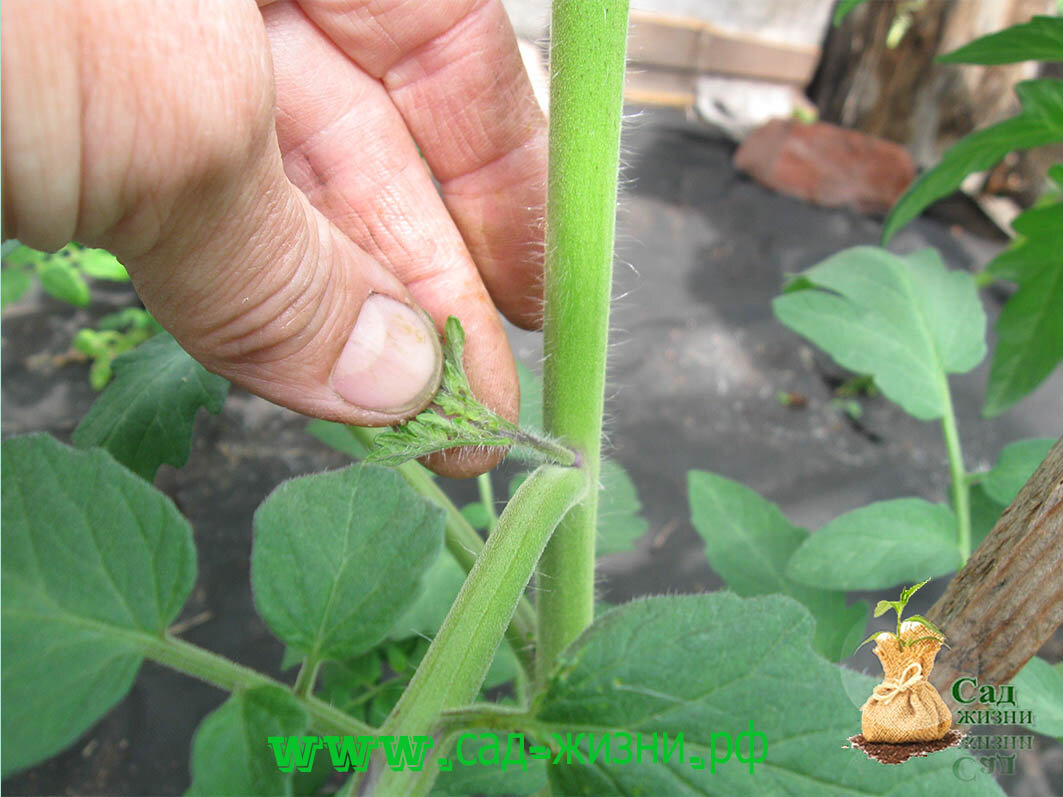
[864, 661, 923, 708]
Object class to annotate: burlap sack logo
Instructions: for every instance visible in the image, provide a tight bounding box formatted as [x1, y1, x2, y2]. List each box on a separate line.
[849, 580, 963, 764]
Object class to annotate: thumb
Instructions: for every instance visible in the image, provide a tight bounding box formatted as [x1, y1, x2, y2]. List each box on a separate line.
[123, 161, 446, 426]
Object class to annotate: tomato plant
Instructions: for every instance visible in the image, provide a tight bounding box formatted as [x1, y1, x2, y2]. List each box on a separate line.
[3, 5, 1061, 796]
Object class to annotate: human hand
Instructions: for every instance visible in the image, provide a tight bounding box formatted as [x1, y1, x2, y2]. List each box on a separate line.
[1, 0, 546, 477]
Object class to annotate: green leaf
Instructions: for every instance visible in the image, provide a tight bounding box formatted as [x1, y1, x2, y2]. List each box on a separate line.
[1013, 656, 1063, 739]
[899, 577, 931, 606]
[786, 498, 961, 590]
[982, 438, 1055, 504]
[883, 79, 1063, 243]
[688, 470, 867, 661]
[460, 501, 492, 530]
[292, 742, 337, 797]
[37, 258, 90, 306]
[75, 246, 130, 281]
[938, 16, 1063, 65]
[316, 652, 387, 723]
[388, 550, 467, 641]
[71, 312, 163, 392]
[72, 333, 229, 481]
[305, 419, 369, 460]
[988, 202, 1063, 282]
[832, 0, 867, 26]
[251, 463, 445, 661]
[969, 482, 1004, 551]
[982, 204, 1063, 416]
[186, 685, 307, 797]
[2, 243, 44, 267]
[1, 434, 196, 776]
[96, 307, 161, 333]
[321, 650, 383, 694]
[597, 459, 648, 555]
[1, 265, 32, 311]
[280, 647, 304, 672]
[773, 247, 985, 420]
[6, 242, 127, 286]
[72, 328, 107, 357]
[88, 357, 114, 391]
[535, 594, 1002, 796]
[855, 630, 889, 652]
[874, 600, 901, 618]
[1049, 163, 1063, 190]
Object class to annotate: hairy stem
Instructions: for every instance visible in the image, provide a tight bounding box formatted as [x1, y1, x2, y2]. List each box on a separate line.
[537, 0, 630, 685]
[139, 634, 372, 736]
[371, 465, 587, 797]
[939, 377, 971, 563]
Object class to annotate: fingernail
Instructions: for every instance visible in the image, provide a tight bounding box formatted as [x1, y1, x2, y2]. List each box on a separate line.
[331, 294, 443, 414]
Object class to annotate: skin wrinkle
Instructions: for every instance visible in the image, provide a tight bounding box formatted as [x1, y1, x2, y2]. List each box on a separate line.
[285, 137, 434, 280]
[137, 168, 301, 347]
[440, 130, 546, 200]
[384, 4, 537, 182]
[388, 52, 496, 173]
[200, 258, 323, 366]
[269, 6, 451, 283]
[194, 217, 350, 370]
[303, 0, 486, 79]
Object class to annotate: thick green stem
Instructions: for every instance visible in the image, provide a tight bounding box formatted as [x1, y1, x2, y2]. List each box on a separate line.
[139, 634, 372, 736]
[371, 465, 586, 797]
[350, 426, 538, 673]
[537, 0, 629, 684]
[939, 379, 971, 563]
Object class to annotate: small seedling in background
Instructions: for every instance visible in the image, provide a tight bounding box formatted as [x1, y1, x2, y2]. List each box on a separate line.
[3, 242, 153, 390]
[835, 374, 878, 399]
[776, 390, 809, 408]
[1, 242, 130, 310]
[830, 397, 863, 420]
[73, 308, 164, 389]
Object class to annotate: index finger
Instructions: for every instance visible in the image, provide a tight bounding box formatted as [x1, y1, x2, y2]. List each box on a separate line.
[294, 0, 547, 330]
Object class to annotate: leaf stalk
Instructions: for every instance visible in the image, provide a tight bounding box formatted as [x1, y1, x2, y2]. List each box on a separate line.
[939, 375, 972, 563]
[371, 464, 587, 797]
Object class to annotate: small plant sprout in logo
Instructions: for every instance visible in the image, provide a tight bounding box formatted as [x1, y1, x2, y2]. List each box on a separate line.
[856, 579, 947, 654]
[848, 580, 963, 764]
